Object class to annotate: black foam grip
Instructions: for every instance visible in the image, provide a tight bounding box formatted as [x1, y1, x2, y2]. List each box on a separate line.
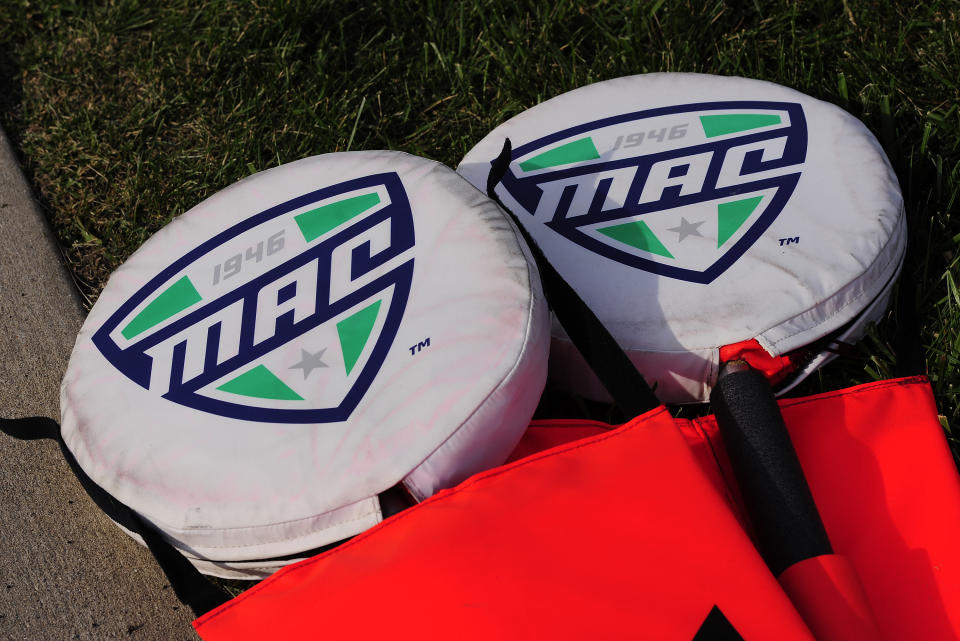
[710, 369, 832, 575]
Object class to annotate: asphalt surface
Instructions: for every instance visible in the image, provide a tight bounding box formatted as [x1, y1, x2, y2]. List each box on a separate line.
[0, 125, 199, 640]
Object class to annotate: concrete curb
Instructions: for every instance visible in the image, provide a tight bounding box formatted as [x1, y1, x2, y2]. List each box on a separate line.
[0, 125, 198, 640]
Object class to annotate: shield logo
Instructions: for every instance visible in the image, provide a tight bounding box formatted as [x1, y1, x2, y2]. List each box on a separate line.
[93, 172, 415, 423]
[496, 101, 807, 284]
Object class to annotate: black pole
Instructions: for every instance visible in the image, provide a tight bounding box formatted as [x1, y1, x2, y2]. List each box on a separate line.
[709, 362, 832, 575]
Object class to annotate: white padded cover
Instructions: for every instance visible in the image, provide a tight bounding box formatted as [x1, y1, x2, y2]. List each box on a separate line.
[459, 73, 905, 403]
[61, 151, 549, 578]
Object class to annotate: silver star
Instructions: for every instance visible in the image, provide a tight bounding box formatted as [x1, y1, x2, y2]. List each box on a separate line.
[289, 348, 328, 379]
[667, 217, 705, 242]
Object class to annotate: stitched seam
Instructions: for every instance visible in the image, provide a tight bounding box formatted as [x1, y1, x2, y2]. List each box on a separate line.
[767, 275, 890, 349]
[150, 494, 378, 537]
[691, 418, 740, 515]
[526, 419, 616, 429]
[766, 223, 904, 348]
[550, 219, 902, 354]
[691, 419, 731, 504]
[553, 332, 719, 355]
[194, 406, 669, 628]
[403, 198, 542, 500]
[171, 509, 380, 554]
[777, 375, 927, 410]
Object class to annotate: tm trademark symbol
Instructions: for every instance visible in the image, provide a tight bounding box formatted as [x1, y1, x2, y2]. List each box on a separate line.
[408, 338, 431, 355]
[779, 236, 800, 246]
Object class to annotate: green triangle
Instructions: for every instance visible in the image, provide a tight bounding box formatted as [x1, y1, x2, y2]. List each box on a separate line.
[121, 276, 202, 340]
[717, 196, 764, 247]
[217, 364, 304, 401]
[699, 113, 782, 138]
[597, 220, 674, 259]
[294, 192, 381, 243]
[519, 137, 600, 172]
[337, 300, 381, 375]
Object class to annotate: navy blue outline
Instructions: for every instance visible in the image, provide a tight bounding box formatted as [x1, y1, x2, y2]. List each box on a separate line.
[497, 101, 808, 284]
[92, 173, 415, 423]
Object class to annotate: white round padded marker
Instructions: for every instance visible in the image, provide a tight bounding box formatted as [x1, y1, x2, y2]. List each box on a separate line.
[61, 151, 549, 578]
[459, 73, 905, 404]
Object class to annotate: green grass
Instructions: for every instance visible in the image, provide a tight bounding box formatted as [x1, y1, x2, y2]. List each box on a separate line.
[0, 0, 958, 441]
